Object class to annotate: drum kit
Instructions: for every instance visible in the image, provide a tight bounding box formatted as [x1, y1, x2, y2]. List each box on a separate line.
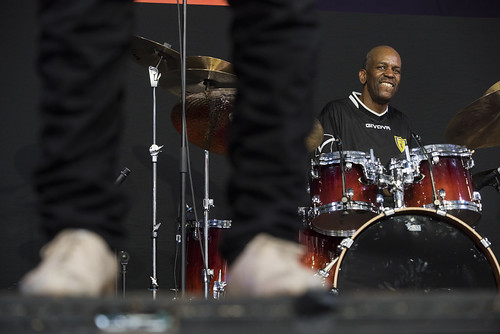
[301, 81, 500, 294]
[130, 35, 500, 297]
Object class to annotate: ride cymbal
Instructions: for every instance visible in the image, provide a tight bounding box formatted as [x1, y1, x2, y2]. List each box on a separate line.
[445, 81, 500, 149]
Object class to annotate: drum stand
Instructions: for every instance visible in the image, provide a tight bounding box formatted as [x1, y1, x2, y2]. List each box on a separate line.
[147, 63, 164, 299]
[390, 146, 418, 208]
[412, 133, 440, 207]
[202, 150, 214, 299]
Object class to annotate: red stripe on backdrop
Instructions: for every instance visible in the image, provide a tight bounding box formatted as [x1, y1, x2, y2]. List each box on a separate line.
[134, 0, 228, 5]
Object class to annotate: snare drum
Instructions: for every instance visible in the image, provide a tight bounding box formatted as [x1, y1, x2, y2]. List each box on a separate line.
[333, 208, 500, 293]
[309, 151, 382, 236]
[405, 144, 482, 226]
[186, 219, 230, 298]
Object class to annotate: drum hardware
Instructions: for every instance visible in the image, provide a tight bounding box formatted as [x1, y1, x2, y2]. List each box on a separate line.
[316, 257, 340, 279]
[118, 251, 130, 298]
[388, 148, 419, 209]
[376, 194, 385, 212]
[147, 62, 164, 299]
[213, 270, 227, 299]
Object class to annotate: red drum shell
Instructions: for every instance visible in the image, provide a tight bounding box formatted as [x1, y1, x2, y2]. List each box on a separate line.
[186, 219, 230, 298]
[404, 144, 481, 226]
[310, 151, 380, 236]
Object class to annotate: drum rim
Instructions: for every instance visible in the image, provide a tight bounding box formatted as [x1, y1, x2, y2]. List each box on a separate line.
[332, 207, 500, 291]
[409, 143, 472, 157]
[313, 150, 371, 166]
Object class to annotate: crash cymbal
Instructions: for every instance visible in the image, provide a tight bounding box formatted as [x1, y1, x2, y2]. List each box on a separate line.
[445, 81, 500, 149]
[306, 119, 324, 152]
[171, 88, 236, 155]
[161, 56, 237, 96]
[130, 35, 181, 74]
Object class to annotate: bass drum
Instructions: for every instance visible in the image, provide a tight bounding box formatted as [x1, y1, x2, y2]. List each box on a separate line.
[333, 208, 500, 293]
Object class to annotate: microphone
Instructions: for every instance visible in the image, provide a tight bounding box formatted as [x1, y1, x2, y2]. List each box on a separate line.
[115, 167, 131, 186]
[473, 167, 500, 191]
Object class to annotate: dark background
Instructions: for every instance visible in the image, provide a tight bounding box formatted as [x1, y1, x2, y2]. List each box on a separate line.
[0, 1, 499, 294]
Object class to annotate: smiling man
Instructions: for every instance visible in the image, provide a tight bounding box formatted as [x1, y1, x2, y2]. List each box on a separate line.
[316, 45, 412, 166]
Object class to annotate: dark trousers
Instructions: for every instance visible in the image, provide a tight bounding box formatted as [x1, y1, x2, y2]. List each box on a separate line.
[35, 0, 133, 250]
[220, 0, 320, 264]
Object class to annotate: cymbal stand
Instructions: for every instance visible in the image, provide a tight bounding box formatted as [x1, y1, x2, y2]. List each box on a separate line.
[202, 149, 215, 299]
[148, 63, 163, 299]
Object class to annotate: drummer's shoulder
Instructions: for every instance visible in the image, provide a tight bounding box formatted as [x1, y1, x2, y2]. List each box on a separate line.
[319, 96, 353, 116]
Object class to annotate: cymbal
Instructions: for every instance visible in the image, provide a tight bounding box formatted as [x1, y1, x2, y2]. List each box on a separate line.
[306, 118, 324, 152]
[171, 89, 236, 155]
[171, 88, 323, 155]
[161, 56, 237, 96]
[445, 81, 500, 149]
[130, 35, 181, 74]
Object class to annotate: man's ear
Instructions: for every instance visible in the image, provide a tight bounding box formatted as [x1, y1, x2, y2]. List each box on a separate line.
[359, 69, 367, 85]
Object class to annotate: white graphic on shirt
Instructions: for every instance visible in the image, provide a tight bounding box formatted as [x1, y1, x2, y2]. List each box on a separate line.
[366, 123, 391, 130]
[317, 134, 337, 153]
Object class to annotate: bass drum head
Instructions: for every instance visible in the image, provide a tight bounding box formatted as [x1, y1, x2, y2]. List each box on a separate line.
[333, 208, 500, 293]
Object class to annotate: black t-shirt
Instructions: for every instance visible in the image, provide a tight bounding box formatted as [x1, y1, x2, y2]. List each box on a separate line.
[317, 91, 413, 167]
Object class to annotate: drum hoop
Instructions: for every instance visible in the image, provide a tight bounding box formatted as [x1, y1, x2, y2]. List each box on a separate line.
[410, 144, 472, 158]
[195, 219, 232, 229]
[313, 151, 370, 166]
[332, 207, 500, 290]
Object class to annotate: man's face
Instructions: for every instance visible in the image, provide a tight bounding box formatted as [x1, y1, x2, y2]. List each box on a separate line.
[359, 47, 402, 105]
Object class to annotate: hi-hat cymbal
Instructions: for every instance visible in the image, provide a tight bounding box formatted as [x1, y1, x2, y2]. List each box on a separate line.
[171, 89, 236, 155]
[445, 81, 500, 149]
[130, 35, 181, 74]
[161, 56, 237, 96]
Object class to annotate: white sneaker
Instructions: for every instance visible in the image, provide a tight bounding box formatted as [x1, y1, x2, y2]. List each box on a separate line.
[20, 229, 117, 297]
[226, 233, 325, 297]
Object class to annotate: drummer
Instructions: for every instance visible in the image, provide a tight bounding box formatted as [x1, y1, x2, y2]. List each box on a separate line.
[316, 45, 413, 167]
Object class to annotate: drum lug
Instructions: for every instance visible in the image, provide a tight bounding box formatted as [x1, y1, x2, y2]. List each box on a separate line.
[464, 156, 475, 170]
[376, 194, 385, 212]
[432, 156, 440, 165]
[384, 208, 395, 216]
[436, 208, 447, 216]
[438, 188, 446, 201]
[340, 237, 354, 249]
[310, 167, 319, 179]
[344, 162, 353, 171]
[345, 188, 354, 200]
[480, 237, 491, 249]
[212, 269, 227, 299]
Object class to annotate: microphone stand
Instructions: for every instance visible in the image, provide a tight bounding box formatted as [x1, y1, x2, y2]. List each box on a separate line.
[179, 0, 188, 298]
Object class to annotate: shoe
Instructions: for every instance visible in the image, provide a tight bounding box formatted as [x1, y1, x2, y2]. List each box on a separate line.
[19, 229, 117, 297]
[226, 233, 325, 297]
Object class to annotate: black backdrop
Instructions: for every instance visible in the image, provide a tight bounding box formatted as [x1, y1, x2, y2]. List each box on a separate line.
[0, 2, 499, 293]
